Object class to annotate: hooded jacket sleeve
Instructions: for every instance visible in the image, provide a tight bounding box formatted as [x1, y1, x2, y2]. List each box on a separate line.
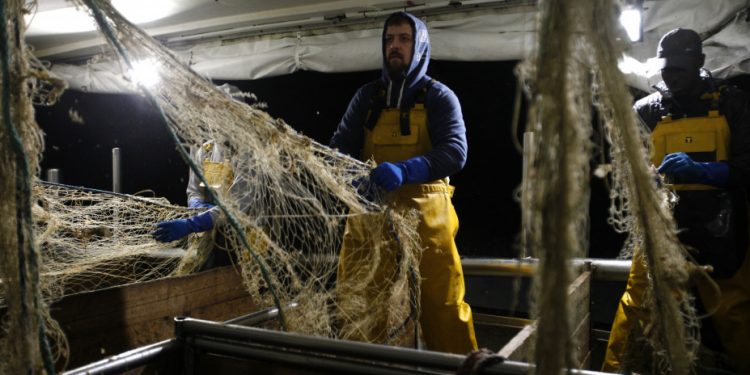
[329, 84, 374, 158]
[423, 82, 468, 180]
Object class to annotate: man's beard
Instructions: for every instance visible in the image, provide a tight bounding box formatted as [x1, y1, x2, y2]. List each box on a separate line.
[387, 58, 407, 79]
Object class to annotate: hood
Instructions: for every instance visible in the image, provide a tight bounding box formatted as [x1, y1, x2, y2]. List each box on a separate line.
[381, 12, 431, 108]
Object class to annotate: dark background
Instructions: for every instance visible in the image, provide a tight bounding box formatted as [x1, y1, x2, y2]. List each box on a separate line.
[39, 60, 749, 260]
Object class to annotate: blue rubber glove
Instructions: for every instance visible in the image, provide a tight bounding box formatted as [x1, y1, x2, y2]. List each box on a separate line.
[657, 152, 729, 187]
[371, 157, 430, 192]
[188, 197, 215, 209]
[153, 211, 214, 242]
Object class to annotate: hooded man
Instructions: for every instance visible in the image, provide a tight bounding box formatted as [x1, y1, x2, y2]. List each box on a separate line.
[603, 28, 750, 373]
[330, 11, 477, 354]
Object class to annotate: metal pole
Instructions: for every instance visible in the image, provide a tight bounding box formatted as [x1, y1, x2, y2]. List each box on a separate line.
[224, 302, 298, 326]
[112, 147, 121, 193]
[63, 339, 179, 375]
[189, 337, 435, 375]
[461, 258, 631, 281]
[174, 317, 609, 375]
[46, 168, 61, 183]
[521, 131, 534, 258]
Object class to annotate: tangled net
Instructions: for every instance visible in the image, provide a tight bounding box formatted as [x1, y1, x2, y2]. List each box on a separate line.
[520, 0, 699, 373]
[2, 0, 422, 372]
[3, 0, 705, 373]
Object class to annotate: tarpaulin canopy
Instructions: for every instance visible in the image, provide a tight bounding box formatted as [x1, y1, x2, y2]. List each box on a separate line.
[28, 0, 750, 93]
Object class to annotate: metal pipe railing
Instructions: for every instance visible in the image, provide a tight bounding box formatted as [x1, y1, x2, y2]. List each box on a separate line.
[174, 317, 611, 375]
[223, 302, 297, 326]
[461, 258, 631, 281]
[189, 336, 436, 375]
[63, 339, 179, 375]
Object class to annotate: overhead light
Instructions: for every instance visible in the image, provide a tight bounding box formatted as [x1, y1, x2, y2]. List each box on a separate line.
[619, 1, 643, 42]
[25, 7, 96, 34]
[25, 0, 177, 35]
[129, 59, 160, 88]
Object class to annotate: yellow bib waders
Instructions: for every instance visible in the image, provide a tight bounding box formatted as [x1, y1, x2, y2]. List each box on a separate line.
[603, 108, 750, 372]
[200, 141, 235, 199]
[200, 149, 270, 260]
[337, 104, 478, 354]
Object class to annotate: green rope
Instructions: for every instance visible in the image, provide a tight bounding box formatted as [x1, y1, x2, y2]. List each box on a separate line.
[81, 0, 287, 330]
[0, 2, 56, 373]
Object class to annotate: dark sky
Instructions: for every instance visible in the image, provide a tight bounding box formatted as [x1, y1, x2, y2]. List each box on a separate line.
[36, 59, 685, 259]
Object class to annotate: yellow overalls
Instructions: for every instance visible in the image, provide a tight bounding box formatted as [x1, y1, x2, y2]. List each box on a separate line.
[200, 142, 234, 199]
[603, 101, 750, 372]
[200, 143, 270, 261]
[337, 103, 478, 354]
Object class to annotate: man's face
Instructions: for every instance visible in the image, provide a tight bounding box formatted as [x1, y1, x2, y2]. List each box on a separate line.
[660, 62, 701, 97]
[385, 23, 414, 75]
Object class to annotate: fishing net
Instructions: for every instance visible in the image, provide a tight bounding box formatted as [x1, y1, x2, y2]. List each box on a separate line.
[519, 0, 700, 373]
[4, 0, 706, 372]
[2, 0, 422, 371]
[0, 0, 68, 373]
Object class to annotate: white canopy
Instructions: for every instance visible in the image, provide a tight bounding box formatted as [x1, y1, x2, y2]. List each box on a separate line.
[27, 0, 750, 93]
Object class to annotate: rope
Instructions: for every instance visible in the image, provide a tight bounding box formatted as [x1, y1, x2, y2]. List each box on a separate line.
[0, 1, 56, 372]
[456, 349, 506, 375]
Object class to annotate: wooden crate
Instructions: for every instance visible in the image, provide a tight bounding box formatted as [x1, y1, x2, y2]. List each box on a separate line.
[50, 265, 258, 369]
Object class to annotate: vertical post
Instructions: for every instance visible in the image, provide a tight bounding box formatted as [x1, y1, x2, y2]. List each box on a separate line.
[46, 168, 61, 183]
[521, 131, 534, 258]
[112, 147, 121, 193]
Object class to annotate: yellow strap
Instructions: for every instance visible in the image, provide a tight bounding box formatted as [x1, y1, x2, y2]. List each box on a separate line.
[397, 180, 454, 197]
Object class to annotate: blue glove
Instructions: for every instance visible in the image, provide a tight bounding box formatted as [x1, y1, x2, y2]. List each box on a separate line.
[657, 152, 729, 187]
[153, 211, 214, 242]
[371, 157, 430, 192]
[188, 197, 215, 209]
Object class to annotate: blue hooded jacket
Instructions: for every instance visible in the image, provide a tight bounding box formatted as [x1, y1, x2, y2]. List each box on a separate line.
[329, 12, 468, 181]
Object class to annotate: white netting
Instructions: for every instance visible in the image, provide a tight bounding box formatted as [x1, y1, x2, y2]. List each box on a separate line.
[2, 0, 423, 371]
[3, 0, 709, 372]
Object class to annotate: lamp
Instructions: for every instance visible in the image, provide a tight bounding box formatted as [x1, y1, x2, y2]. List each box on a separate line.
[619, 0, 643, 42]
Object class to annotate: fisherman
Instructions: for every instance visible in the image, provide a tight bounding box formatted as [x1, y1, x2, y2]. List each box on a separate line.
[604, 28, 750, 373]
[330, 11, 478, 354]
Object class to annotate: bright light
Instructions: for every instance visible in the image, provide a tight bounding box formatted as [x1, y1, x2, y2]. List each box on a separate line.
[617, 54, 647, 75]
[619, 7, 642, 42]
[26, 0, 176, 35]
[129, 59, 160, 88]
[26, 7, 97, 34]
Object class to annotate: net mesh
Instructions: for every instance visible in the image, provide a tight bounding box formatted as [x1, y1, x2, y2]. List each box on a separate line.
[2, 0, 422, 371]
[3, 0, 706, 372]
[1, 0, 60, 373]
